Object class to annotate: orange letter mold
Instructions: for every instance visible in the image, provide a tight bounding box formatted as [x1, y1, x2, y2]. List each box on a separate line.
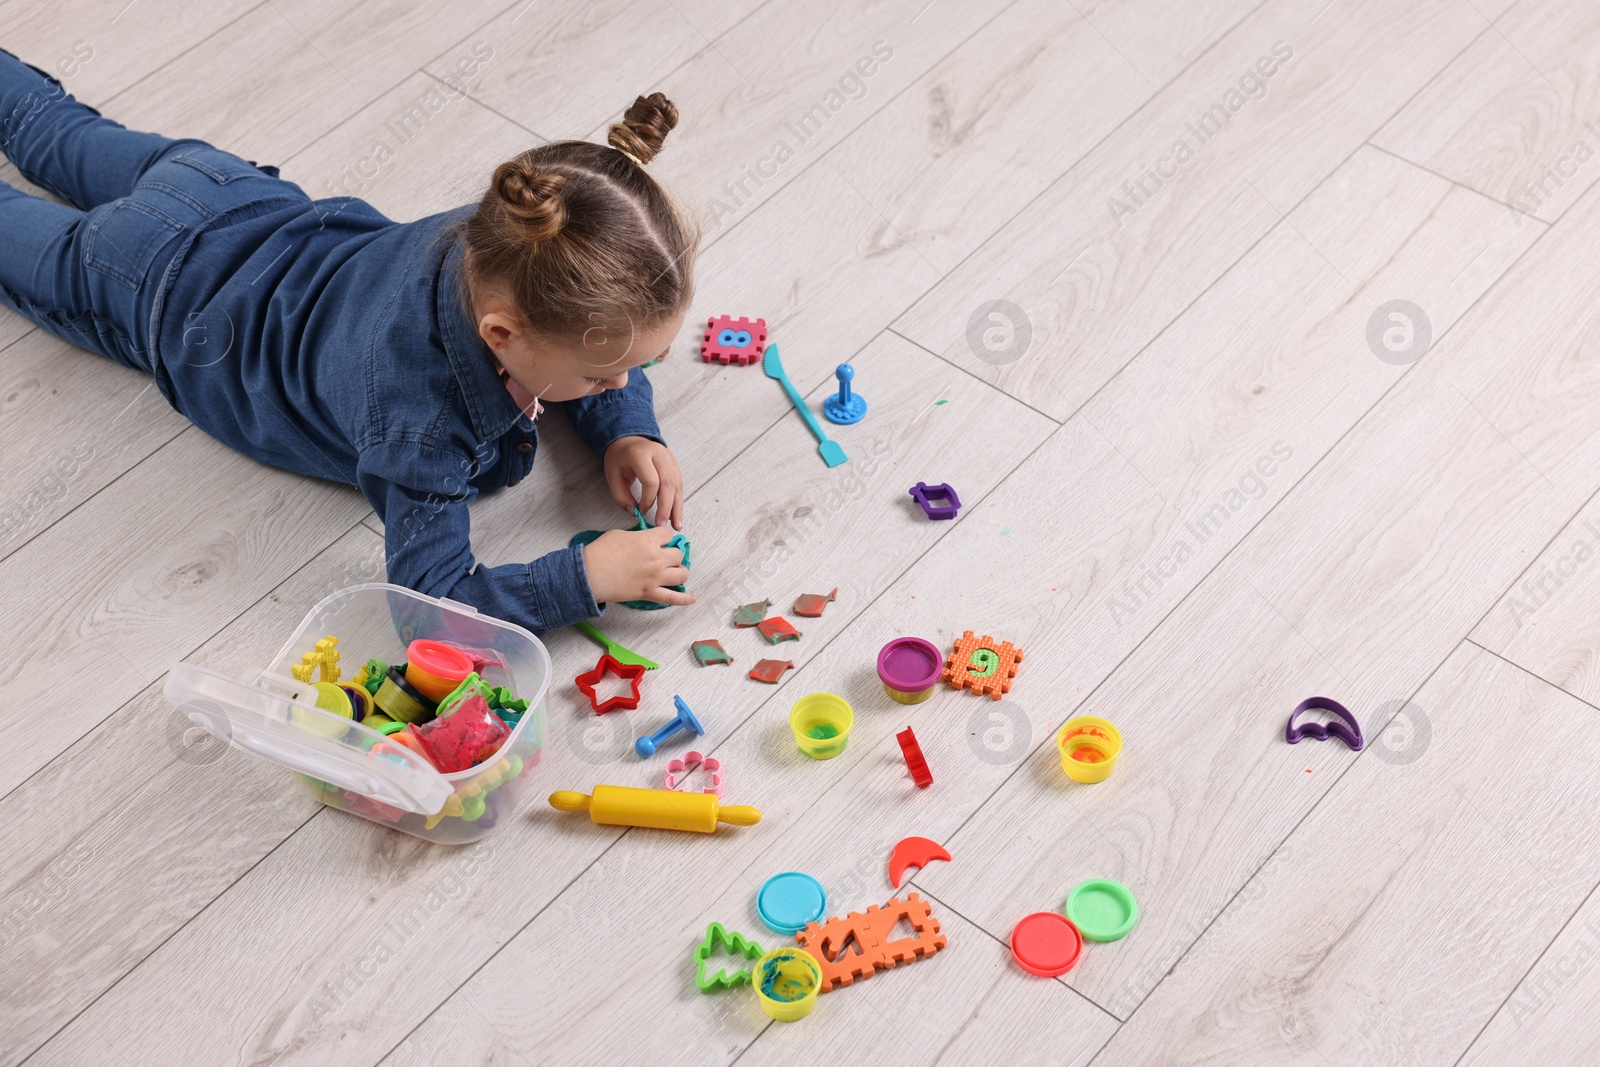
[944, 630, 1022, 699]
[794, 892, 947, 993]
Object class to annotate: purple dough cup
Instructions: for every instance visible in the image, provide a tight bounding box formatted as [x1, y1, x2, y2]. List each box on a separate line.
[877, 637, 944, 704]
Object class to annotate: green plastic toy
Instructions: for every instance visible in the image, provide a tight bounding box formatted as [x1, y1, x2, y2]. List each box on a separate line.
[693, 921, 766, 993]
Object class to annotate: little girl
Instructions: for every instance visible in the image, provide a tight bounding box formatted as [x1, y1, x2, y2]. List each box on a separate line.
[0, 48, 696, 634]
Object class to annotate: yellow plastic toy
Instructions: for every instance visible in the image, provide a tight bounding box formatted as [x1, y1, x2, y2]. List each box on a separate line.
[1057, 715, 1122, 783]
[753, 947, 822, 1021]
[290, 635, 342, 683]
[289, 680, 354, 739]
[548, 785, 761, 834]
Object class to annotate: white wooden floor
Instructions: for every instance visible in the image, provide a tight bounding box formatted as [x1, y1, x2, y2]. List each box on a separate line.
[8, 0, 1600, 1062]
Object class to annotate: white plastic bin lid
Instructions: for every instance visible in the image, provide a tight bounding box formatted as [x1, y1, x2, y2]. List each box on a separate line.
[163, 663, 454, 815]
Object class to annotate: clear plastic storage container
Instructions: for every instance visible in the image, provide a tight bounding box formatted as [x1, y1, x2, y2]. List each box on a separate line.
[163, 583, 549, 844]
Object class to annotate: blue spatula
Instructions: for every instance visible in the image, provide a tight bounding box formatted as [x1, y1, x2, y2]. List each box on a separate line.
[761, 344, 848, 468]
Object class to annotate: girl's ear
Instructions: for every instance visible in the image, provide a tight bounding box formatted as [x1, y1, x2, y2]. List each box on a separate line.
[478, 310, 522, 351]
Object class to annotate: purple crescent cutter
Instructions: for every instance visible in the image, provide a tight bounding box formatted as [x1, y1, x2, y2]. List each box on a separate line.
[1285, 696, 1363, 751]
[877, 637, 945, 704]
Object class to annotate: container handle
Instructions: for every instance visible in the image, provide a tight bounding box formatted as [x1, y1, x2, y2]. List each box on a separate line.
[163, 663, 454, 815]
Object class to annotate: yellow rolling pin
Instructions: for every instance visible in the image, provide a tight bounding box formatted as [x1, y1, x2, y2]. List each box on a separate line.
[549, 786, 761, 833]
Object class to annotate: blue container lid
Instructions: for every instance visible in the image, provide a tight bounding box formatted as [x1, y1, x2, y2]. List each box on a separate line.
[757, 872, 827, 934]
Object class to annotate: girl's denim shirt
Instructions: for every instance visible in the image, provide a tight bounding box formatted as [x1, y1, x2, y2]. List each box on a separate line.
[150, 199, 662, 634]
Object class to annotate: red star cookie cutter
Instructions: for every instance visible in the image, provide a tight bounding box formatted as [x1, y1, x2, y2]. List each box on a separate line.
[575, 653, 646, 714]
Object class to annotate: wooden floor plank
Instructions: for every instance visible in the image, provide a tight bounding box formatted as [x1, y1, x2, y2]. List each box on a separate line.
[1470, 492, 1600, 709]
[0, 528, 377, 1067]
[892, 0, 1487, 420]
[1094, 644, 1600, 1064]
[422, 0, 765, 140]
[1372, 0, 1600, 226]
[101, 2, 507, 163]
[0, 428, 369, 795]
[0, 0, 259, 105]
[276, 70, 539, 214]
[918, 161, 1600, 1026]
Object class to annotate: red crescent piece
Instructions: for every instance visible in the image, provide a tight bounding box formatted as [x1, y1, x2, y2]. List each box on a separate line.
[889, 836, 952, 889]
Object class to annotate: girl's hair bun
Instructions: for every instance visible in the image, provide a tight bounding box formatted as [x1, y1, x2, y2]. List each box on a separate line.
[607, 92, 679, 166]
[492, 159, 567, 242]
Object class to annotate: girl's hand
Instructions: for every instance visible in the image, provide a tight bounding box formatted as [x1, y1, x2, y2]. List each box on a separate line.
[604, 436, 684, 530]
[582, 527, 694, 606]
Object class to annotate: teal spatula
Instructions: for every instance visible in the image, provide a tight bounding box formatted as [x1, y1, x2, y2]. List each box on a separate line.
[574, 621, 659, 670]
[762, 344, 848, 468]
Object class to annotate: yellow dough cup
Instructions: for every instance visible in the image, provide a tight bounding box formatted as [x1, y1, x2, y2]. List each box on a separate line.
[789, 694, 854, 759]
[754, 948, 822, 1022]
[1057, 716, 1122, 784]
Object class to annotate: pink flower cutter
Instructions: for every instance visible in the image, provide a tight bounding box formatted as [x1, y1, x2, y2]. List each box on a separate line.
[664, 751, 724, 796]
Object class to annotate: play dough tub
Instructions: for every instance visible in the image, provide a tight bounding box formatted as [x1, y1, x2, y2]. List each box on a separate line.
[163, 583, 549, 844]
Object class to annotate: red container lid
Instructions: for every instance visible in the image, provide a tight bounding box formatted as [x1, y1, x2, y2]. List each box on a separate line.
[1010, 912, 1083, 977]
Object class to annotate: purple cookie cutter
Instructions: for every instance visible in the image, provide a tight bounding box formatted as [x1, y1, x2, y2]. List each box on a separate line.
[1285, 696, 1363, 751]
[909, 481, 961, 520]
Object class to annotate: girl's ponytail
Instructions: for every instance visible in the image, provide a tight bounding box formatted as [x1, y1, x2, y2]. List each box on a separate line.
[607, 92, 678, 167]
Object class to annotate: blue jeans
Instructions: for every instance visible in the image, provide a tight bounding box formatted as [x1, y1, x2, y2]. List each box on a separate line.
[0, 47, 309, 372]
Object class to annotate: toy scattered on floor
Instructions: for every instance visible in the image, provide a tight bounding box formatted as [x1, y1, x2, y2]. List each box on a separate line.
[758, 871, 829, 935]
[732, 598, 773, 628]
[763, 344, 849, 468]
[888, 837, 951, 888]
[796, 893, 947, 993]
[574, 653, 646, 715]
[570, 507, 690, 610]
[792, 589, 837, 617]
[404, 638, 475, 702]
[757, 616, 802, 644]
[1057, 715, 1122, 784]
[573, 620, 658, 670]
[693, 922, 767, 993]
[690, 639, 732, 666]
[749, 658, 795, 683]
[944, 630, 1022, 699]
[908, 481, 961, 520]
[789, 693, 854, 759]
[896, 727, 933, 789]
[635, 695, 704, 758]
[290, 635, 342, 682]
[876, 636, 943, 704]
[1284, 696, 1363, 751]
[822, 363, 867, 425]
[548, 785, 761, 833]
[701, 314, 767, 365]
[1065, 879, 1138, 942]
[754, 947, 822, 1022]
[1010, 911, 1082, 977]
[665, 751, 723, 796]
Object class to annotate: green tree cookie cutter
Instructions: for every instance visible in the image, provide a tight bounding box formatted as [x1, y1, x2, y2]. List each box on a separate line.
[693, 921, 766, 993]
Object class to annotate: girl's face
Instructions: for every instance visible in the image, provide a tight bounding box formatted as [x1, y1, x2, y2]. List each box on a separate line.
[476, 300, 685, 406]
